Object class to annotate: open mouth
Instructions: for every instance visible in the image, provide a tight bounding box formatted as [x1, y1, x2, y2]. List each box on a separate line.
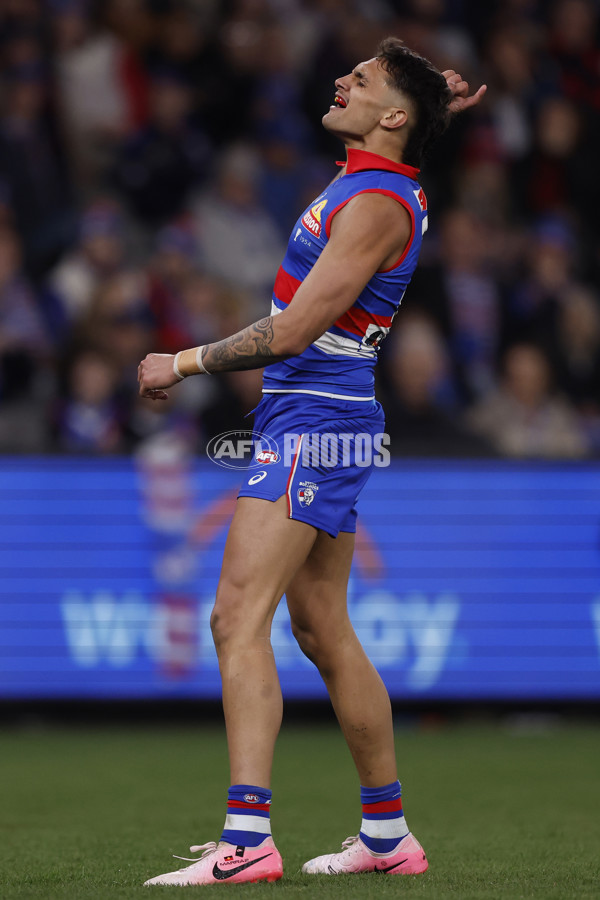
[332, 94, 347, 108]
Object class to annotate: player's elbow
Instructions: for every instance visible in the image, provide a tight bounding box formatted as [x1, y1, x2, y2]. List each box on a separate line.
[273, 317, 314, 357]
[280, 334, 312, 357]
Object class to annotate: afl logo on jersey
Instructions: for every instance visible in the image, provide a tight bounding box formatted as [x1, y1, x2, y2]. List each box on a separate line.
[302, 199, 327, 238]
[255, 449, 280, 464]
[244, 793, 260, 803]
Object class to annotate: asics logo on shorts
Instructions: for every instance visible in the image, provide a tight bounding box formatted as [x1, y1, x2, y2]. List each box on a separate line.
[248, 471, 267, 485]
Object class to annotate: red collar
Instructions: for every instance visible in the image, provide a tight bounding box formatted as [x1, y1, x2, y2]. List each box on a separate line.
[336, 148, 420, 179]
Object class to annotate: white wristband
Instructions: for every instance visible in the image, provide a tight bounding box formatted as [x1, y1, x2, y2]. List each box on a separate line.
[196, 346, 209, 375]
[173, 351, 185, 381]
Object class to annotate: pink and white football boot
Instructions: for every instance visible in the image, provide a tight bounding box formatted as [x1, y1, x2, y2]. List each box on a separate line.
[144, 838, 283, 886]
[302, 832, 428, 876]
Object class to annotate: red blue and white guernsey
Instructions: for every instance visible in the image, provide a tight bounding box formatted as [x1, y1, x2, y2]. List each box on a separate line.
[262, 147, 428, 402]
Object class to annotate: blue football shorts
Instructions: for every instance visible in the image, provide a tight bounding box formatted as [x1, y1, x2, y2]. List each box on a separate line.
[237, 392, 387, 537]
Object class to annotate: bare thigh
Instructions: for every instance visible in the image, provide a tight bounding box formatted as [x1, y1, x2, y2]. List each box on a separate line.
[212, 496, 319, 642]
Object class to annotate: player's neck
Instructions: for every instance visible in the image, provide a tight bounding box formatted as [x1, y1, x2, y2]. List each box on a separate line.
[341, 136, 405, 167]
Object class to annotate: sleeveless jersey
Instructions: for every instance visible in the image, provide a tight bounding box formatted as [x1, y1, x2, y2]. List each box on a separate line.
[262, 148, 428, 401]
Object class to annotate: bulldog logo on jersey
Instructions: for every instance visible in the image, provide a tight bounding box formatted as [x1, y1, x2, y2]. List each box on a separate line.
[297, 481, 319, 507]
[301, 200, 327, 238]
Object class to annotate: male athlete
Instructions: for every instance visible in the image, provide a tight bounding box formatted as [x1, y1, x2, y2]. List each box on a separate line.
[139, 38, 485, 886]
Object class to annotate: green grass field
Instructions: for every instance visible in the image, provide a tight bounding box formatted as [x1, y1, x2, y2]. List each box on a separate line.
[1, 718, 599, 899]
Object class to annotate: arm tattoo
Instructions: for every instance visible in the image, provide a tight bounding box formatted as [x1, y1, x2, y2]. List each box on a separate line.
[202, 317, 290, 372]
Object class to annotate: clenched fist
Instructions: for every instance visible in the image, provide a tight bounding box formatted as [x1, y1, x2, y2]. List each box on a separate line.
[138, 353, 180, 400]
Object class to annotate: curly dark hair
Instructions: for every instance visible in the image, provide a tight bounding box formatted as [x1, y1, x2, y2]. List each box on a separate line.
[377, 37, 452, 168]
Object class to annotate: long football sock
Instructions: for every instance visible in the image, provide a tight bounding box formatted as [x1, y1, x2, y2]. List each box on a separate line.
[359, 780, 409, 853]
[220, 784, 272, 848]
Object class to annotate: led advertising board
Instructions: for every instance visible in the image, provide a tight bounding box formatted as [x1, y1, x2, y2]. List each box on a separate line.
[1, 458, 599, 700]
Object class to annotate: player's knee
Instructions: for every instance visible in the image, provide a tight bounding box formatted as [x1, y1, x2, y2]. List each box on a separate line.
[291, 612, 356, 676]
[290, 618, 314, 662]
[290, 618, 328, 669]
[211, 580, 271, 652]
[209, 605, 226, 650]
[210, 582, 245, 649]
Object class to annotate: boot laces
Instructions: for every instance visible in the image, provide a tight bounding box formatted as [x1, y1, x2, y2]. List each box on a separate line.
[341, 835, 359, 850]
[173, 842, 218, 864]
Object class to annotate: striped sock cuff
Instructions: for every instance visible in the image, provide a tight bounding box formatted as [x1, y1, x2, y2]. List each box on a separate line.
[220, 784, 272, 848]
[360, 780, 402, 808]
[359, 780, 408, 853]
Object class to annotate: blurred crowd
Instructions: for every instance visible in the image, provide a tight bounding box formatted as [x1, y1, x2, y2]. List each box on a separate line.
[0, 0, 599, 458]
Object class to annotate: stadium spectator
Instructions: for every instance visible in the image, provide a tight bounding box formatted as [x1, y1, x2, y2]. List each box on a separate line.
[0, 224, 50, 361]
[74, 271, 155, 409]
[546, 0, 600, 115]
[466, 342, 590, 458]
[453, 124, 512, 227]
[199, 0, 275, 145]
[179, 274, 251, 349]
[547, 284, 600, 449]
[46, 199, 127, 326]
[113, 69, 211, 225]
[394, 0, 478, 74]
[255, 121, 319, 238]
[141, 2, 215, 88]
[52, 0, 149, 184]
[381, 314, 492, 457]
[55, 348, 125, 454]
[0, 224, 54, 451]
[407, 207, 507, 403]
[484, 26, 537, 161]
[199, 367, 264, 448]
[147, 220, 202, 352]
[513, 94, 599, 245]
[191, 143, 285, 309]
[0, 179, 14, 229]
[0, 60, 74, 274]
[507, 215, 577, 349]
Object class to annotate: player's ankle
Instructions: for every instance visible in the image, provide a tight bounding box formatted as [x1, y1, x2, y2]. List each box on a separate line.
[220, 784, 273, 848]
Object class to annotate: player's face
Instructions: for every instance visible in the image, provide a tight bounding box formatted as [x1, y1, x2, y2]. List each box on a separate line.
[322, 57, 407, 142]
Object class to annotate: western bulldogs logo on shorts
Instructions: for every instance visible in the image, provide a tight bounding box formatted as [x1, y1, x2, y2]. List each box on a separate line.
[298, 481, 318, 507]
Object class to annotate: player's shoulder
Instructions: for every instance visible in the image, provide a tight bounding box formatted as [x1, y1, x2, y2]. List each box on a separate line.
[342, 167, 423, 207]
[331, 190, 412, 234]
